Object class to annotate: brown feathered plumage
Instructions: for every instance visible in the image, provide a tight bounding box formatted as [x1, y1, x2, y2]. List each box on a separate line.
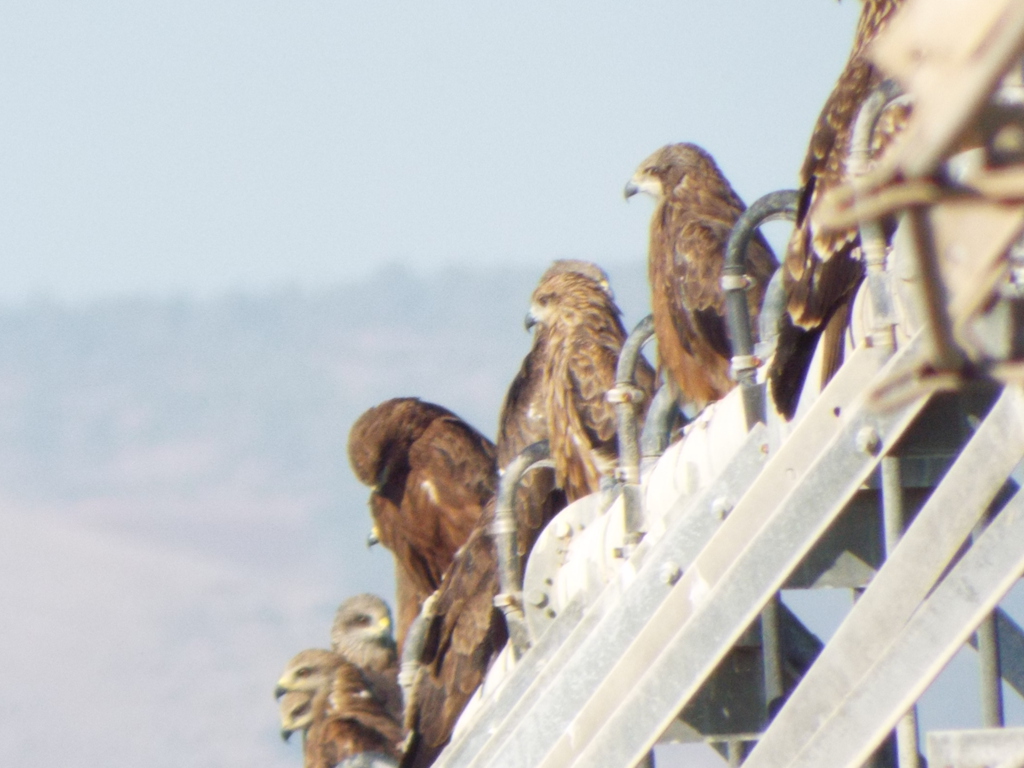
[329, 594, 403, 724]
[769, 0, 907, 418]
[348, 399, 498, 648]
[400, 261, 654, 768]
[276, 649, 404, 768]
[626, 143, 776, 412]
[305, 661, 405, 768]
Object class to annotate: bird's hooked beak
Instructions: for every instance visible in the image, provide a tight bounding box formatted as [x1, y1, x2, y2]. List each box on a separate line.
[524, 310, 538, 331]
[623, 180, 640, 200]
[274, 684, 287, 700]
[281, 729, 294, 743]
[366, 526, 380, 548]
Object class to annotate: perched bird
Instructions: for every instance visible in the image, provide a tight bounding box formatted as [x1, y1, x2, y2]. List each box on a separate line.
[401, 261, 653, 768]
[329, 594, 403, 723]
[330, 594, 398, 670]
[348, 399, 498, 647]
[626, 142, 776, 412]
[769, 0, 907, 418]
[517, 262, 656, 499]
[305, 661, 405, 768]
[277, 649, 351, 700]
[276, 649, 404, 768]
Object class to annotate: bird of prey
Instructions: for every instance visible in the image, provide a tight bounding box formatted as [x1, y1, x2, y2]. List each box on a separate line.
[348, 399, 498, 648]
[306, 661, 405, 768]
[518, 261, 656, 499]
[769, 0, 906, 418]
[626, 142, 776, 412]
[276, 649, 405, 768]
[400, 261, 653, 768]
[330, 594, 403, 723]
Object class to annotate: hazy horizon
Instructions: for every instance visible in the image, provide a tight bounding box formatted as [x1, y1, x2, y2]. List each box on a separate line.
[0, 1, 861, 303]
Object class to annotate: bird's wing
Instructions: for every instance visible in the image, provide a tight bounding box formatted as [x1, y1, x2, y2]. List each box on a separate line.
[495, 337, 567, 545]
[401, 418, 497, 588]
[672, 215, 733, 360]
[550, 332, 621, 499]
[496, 345, 549, 466]
[771, 0, 905, 419]
[327, 665, 405, 750]
[306, 667, 404, 768]
[401, 522, 507, 768]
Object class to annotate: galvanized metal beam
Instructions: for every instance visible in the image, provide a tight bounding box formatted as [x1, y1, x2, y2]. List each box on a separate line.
[560, 344, 930, 768]
[455, 345, 895, 768]
[926, 727, 1024, 768]
[785, 480, 1024, 768]
[743, 385, 1024, 768]
[438, 422, 773, 768]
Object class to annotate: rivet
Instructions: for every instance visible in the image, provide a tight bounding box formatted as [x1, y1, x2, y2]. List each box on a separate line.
[856, 426, 881, 455]
[660, 561, 683, 586]
[711, 496, 734, 520]
[525, 590, 549, 608]
[554, 520, 573, 539]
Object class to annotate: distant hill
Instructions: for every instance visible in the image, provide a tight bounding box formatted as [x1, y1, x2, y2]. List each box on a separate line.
[0, 262, 654, 768]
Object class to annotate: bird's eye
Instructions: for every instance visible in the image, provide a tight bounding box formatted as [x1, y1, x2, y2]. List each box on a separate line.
[296, 667, 310, 678]
[538, 296, 549, 306]
[353, 614, 371, 626]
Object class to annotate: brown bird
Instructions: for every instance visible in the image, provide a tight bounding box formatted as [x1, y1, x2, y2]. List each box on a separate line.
[306, 662, 405, 768]
[519, 263, 656, 499]
[348, 399, 498, 648]
[400, 261, 654, 768]
[330, 594, 403, 723]
[769, 0, 907, 418]
[276, 649, 405, 767]
[626, 142, 776, 412]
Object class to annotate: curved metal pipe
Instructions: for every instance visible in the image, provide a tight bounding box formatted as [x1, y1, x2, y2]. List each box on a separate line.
[848, 79, 908, 353]
[640, 379, 682, 461]
[611, 315, 655, 483]
[491, 440, 553, 658]
[609, 315, 656, 536]
[723, 189, 799, 428]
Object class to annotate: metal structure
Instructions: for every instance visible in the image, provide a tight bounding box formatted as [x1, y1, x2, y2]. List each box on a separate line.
[421, 3, 1024, 767]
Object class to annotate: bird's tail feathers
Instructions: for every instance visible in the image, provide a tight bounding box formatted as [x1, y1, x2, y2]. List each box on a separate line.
[768, 314, 823, 421]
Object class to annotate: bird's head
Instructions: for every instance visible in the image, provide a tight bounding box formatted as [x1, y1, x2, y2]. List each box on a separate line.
[330, 593, 397, 668]
[275, 648, 342, 698]
[278, 690, 314, 742]
[527, 262, 619, 332]
[625, 143, 715, 202]
[347, 398, 444, 488]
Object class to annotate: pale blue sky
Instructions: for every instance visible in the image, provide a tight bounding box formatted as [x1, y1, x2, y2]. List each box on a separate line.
[0, 1, 860, 301]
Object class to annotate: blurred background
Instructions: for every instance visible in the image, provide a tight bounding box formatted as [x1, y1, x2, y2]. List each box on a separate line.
[1, 2, 1019, 767]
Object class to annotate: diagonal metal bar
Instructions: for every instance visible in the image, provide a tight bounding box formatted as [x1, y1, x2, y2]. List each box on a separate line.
[467, 343, 896, 768]
[744, 385, 1024, 768]
[789, 480, 1024, 768]
[436, 596, 591, 767]
[465, 345, 892, 768]
[451, 422, 773, 768]
[560, 343, 931, 768]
